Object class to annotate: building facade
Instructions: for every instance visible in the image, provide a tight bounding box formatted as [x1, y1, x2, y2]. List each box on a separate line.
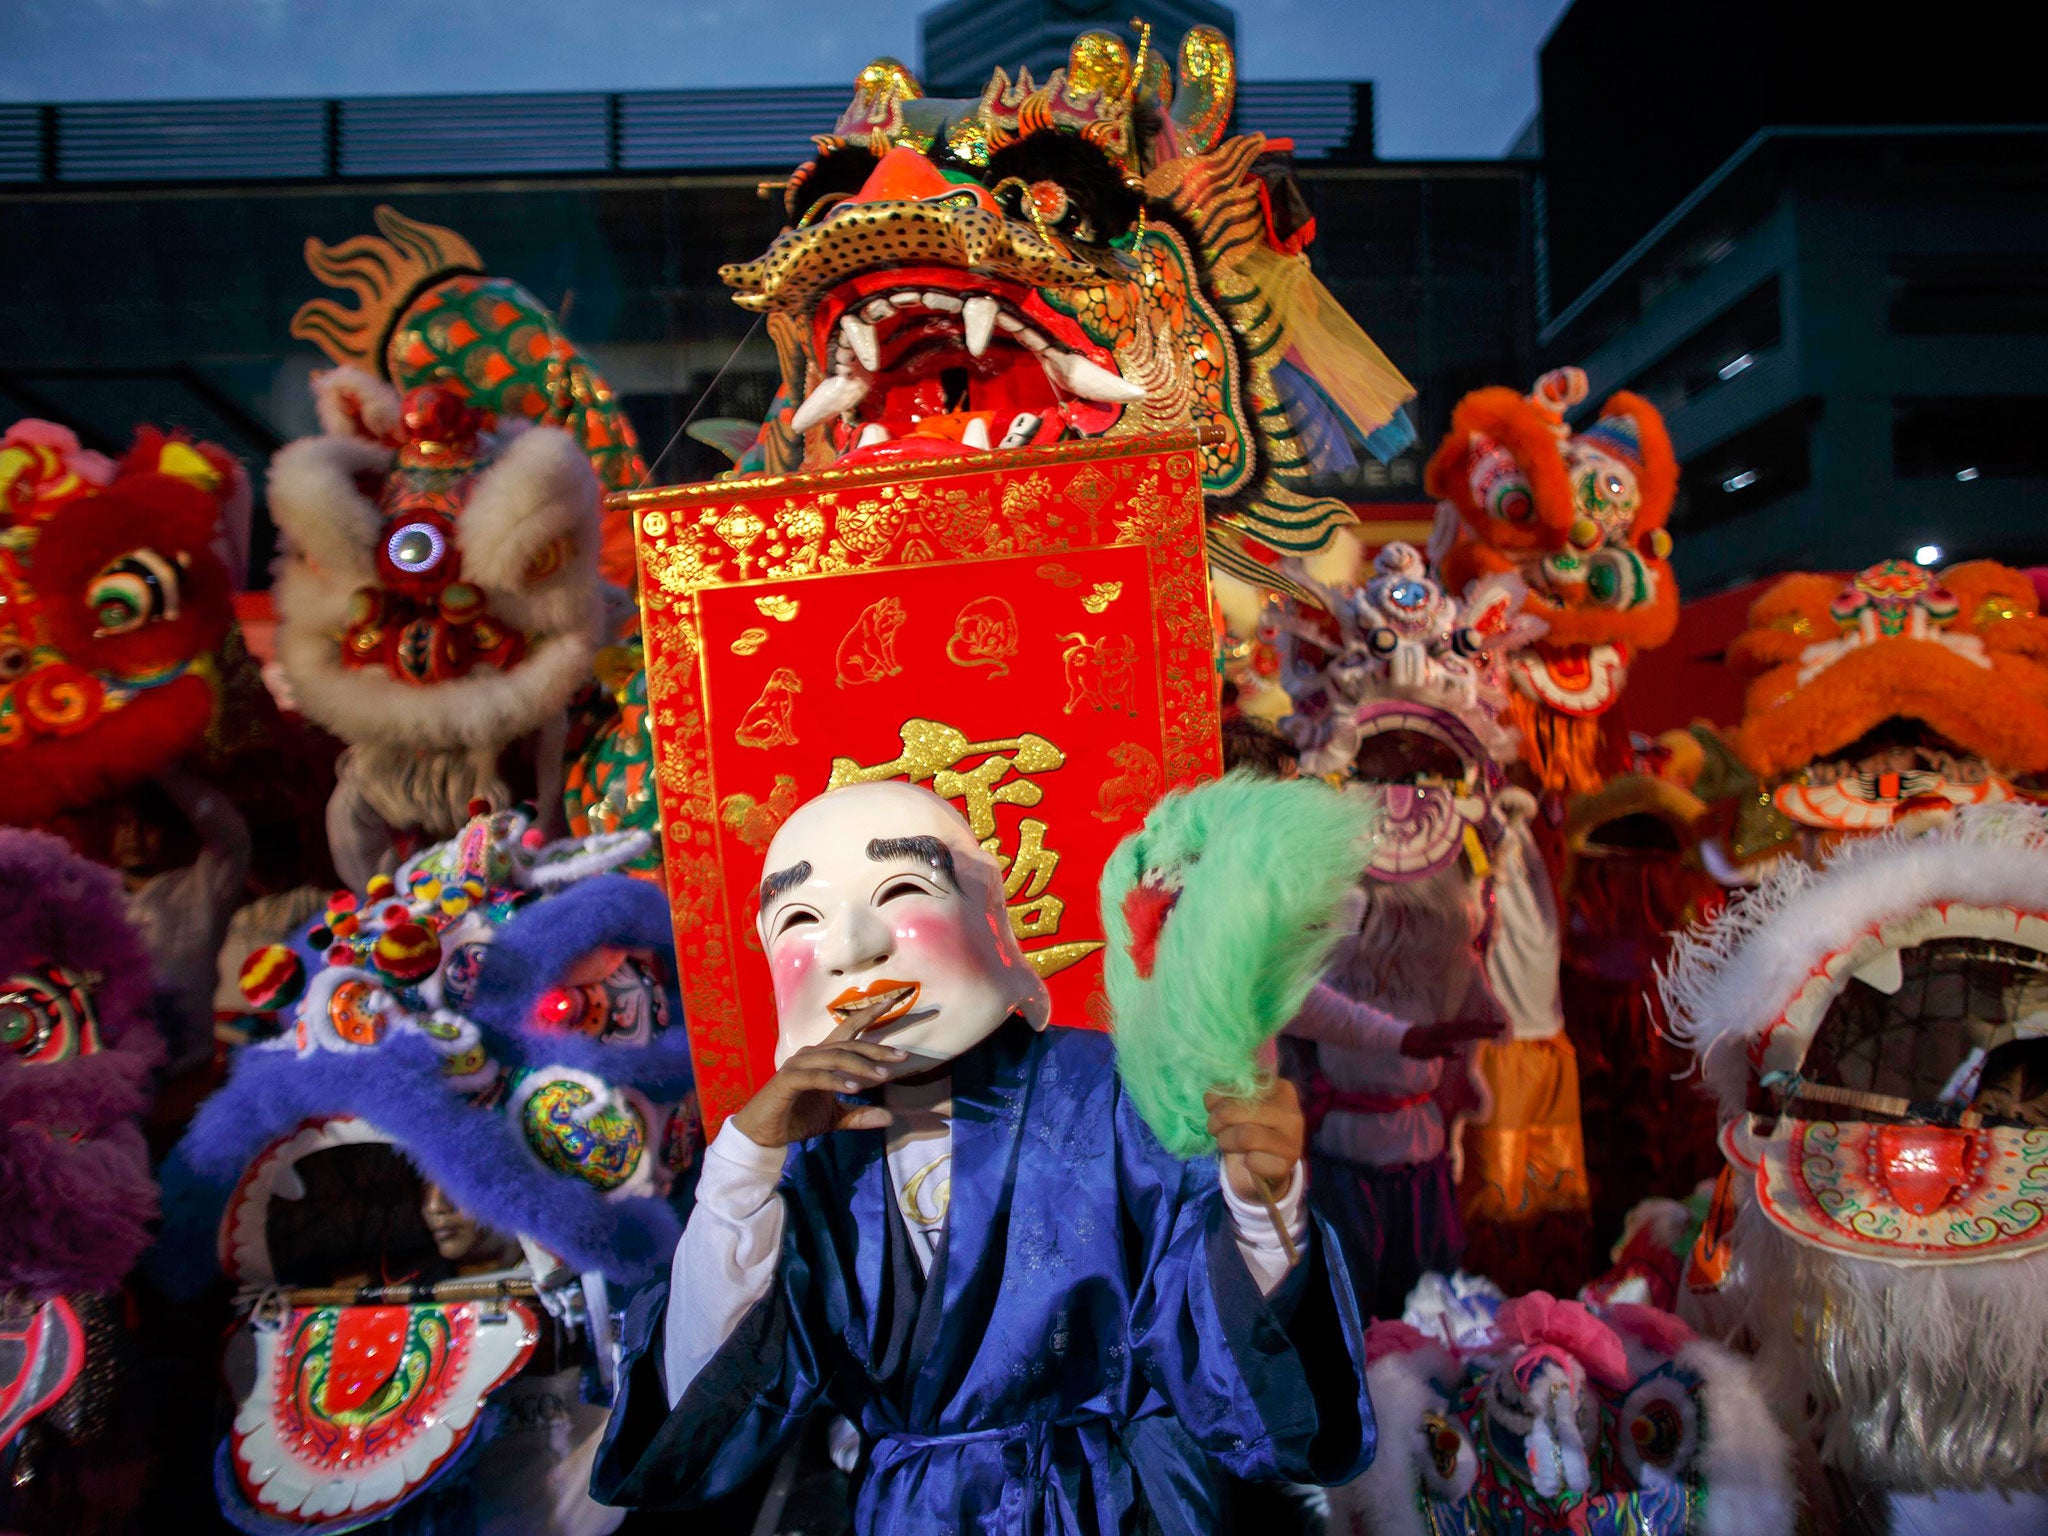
[1540, 128, 2048, 593]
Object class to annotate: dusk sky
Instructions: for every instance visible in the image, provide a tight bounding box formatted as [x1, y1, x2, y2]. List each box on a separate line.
[0, 0, 1572, 157]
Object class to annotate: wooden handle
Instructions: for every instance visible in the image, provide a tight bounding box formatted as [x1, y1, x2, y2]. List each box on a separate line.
[1252, 1174, 1301, 1268]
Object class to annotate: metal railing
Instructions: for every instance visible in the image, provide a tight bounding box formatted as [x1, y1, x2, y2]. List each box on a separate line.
[0, 81, 1371, 187]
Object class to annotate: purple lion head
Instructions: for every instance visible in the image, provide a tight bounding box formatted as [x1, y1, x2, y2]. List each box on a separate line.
[0, 830, 163, 1302]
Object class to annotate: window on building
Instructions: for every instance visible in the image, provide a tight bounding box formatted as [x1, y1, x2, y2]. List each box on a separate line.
[1893, 396, 2048, 479]
[1889, 257, 2048, 335]
[1628, 277, 1783, 417]
[1672, 397, 1821, 532]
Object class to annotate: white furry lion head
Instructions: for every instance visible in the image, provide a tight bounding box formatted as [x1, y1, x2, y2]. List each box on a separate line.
[1665, 803, 2048, 1489]
[267, 381, 604, 754]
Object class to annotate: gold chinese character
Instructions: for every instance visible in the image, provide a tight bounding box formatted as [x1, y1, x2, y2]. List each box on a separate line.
[829, 721, 1064, 839]
[826, 720, 1100, 978]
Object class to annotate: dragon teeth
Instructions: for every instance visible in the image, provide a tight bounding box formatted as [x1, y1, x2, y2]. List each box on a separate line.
[790, 372, 869, 434]
[841, 314, 881, 372]
[999, 412, 1041, 449]
[963, 296, 998, 358]
[1040, 348, 1145, 403]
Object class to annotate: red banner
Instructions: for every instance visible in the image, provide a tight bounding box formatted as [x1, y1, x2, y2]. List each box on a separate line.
[618, 433, 1223, 1129]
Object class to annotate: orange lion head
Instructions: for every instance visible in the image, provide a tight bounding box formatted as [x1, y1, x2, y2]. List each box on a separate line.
[1728, 557, 2048, 836]
[1426, 368, 1679, 795]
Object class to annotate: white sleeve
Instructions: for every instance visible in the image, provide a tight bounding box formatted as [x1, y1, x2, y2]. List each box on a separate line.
[1219, 1161, 1308, 1298]
[661, 1119, 790, 1409]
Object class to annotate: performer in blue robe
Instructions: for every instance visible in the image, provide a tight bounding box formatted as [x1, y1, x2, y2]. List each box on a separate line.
[592, 783, 1374, 1533]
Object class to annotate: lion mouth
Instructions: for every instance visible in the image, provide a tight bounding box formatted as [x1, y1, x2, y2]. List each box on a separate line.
[1780, 718, 2012, 831]
[785, 267, 1143, 468]
[1770, 930, 2048, 1130]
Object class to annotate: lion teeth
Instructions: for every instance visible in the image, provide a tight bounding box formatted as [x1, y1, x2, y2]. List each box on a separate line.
[790, 372, 869, 434]
[923, 290, 964, 312]
[961, 417, 991, 451]
[861, 297, 896, 320]
[964, 295, 998, 358]
[1850, 947, 1905, 996]
[857, 423, 890, 448]
[841, 314, 881, 372]
[1000, 412, 1041, 449]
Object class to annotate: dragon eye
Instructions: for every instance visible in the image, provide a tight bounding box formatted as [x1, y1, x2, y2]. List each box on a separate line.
[89, 551, 181, 636]
[534, 985, 598, 1034]
[1584, 549, 1641, 609]
[387, 521, 447, 575]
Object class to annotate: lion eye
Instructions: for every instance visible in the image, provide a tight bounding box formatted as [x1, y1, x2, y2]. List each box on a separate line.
[1, 966, 100, 1065]
[89, 551, 181, 636]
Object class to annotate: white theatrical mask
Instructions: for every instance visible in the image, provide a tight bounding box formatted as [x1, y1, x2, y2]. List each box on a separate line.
[756, 781, 1050, 1069]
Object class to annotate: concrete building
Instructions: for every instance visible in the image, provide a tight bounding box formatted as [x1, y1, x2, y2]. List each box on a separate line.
[1539, 125, 2048, 593]
[1531, 0, 2045, 594]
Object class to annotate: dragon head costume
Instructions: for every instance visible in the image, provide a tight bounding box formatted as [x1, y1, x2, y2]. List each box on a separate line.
[1275, 541, 1545, 885]
[723, 26, 1414, 593]
[1428, 368, 1680, 797]
[1722, 556, 2048, 864]
[1338, 1280, 1794, 1535]
[1, 420, 240, 828]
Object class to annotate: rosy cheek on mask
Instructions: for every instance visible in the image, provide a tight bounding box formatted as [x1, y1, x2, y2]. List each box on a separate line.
[769, 942, 814, 1012]
[885, 906, 981, 975]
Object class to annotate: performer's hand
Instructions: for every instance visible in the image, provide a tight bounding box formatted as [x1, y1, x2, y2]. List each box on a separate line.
[1401, 1015, 1505, 1059]
[731, 1022, 905, 1147]
[1207, 1078, 1305, 1202]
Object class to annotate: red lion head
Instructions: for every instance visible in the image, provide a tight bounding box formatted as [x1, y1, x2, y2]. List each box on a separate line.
[0, 421, 237, 825]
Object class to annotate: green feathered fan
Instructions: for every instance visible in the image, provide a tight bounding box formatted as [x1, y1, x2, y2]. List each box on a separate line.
[1100, 771, 1378, 1157]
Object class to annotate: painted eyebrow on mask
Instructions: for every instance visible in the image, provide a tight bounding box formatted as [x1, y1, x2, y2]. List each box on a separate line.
[758, 860, 813, 906]
[866, 836, 957, 891]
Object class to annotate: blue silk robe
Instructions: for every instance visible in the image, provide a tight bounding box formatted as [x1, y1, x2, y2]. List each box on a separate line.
[592, 1018, 1375, 1534]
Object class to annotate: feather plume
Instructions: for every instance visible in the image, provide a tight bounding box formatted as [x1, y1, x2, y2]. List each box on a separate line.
[1100, 772, 1376, 1154]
